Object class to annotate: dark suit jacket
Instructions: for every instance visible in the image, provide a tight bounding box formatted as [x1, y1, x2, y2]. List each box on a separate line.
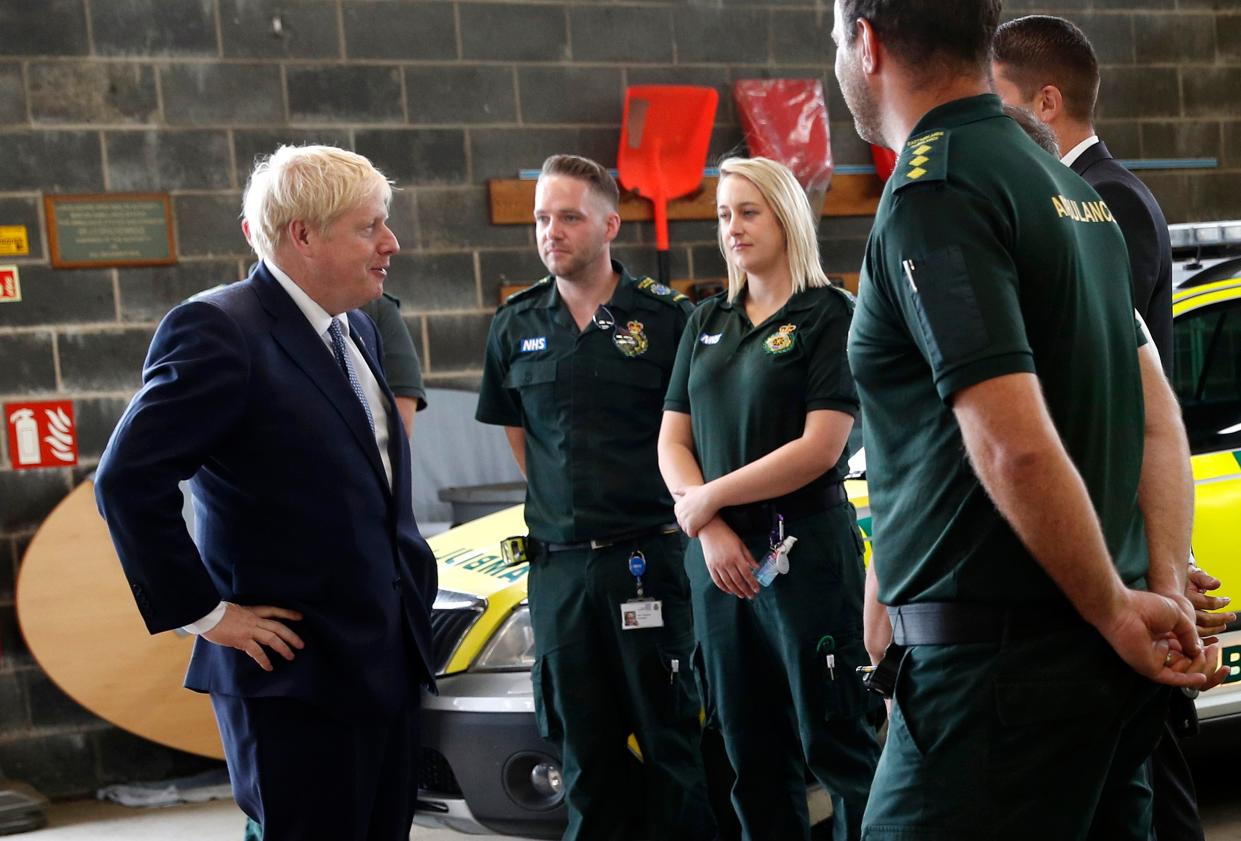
[95, 263, 437, 718]
[1071, 140, 1174, 374]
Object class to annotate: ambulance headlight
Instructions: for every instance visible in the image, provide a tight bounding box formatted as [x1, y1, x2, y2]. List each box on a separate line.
[472, 604, 536, 671]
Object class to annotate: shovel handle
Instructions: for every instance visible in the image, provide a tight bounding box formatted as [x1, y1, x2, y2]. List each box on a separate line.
[657, 250, 670, 286]
[654, 194, 671, 284]
[654, 196, 670, 252]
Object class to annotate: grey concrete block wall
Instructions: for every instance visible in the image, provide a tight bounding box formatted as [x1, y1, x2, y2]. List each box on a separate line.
[222, 0, 343, 60]
[105, 130, 234, 191]
[27, 62, 159, 125]
[0, 0, 1239, 797]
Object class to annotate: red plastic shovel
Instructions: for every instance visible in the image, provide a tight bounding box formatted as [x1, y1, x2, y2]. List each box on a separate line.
[617, 85, 719, 285]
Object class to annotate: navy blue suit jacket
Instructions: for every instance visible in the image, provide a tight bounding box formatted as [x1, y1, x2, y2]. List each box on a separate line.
[1071, 141, 1174, 374]
[96, 263, 437, 718]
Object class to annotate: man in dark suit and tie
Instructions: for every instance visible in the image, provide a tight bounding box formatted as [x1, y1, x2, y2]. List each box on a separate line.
[991, 15, 1174, 375]
[95, 144, 437, 841]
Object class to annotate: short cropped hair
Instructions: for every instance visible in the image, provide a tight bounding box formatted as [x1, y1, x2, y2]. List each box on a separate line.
[993, 15, 1099, 123]
[1004, 104, 1060, 156]
[838, 0, 1001, 75]
[716, 157, 828, 303]
[242, 145, 393, 261]
[539, 154, 620, 211]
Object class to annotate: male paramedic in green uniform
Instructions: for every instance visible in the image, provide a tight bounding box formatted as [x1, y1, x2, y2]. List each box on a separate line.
[476, 154, 716, 841]
[831, 1, 1217, 838]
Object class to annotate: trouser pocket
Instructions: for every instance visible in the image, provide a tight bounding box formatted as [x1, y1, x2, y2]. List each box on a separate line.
[530, 656, 559, 740]
[690, 641, 715, 729]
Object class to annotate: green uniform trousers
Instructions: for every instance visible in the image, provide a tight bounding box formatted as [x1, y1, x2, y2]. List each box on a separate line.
[862, 623, 1168, 840]
[686, 503, 880, 841]
[527, 530, 716, 841]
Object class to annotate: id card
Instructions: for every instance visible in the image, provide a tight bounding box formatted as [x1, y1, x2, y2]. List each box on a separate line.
[620, 598, 664, 630]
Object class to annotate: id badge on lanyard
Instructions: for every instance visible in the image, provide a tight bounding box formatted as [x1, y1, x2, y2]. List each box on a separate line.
[620, 549, 664, 629]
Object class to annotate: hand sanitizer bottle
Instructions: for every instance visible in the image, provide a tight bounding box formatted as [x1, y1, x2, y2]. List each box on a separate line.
[755, 535, 797, 587]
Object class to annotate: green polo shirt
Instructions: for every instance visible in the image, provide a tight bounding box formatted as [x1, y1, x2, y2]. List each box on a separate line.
[360, 293, 426, 409]
[664, 285, 858, 490]
[477, 261, 694, 543]
[849, 94, 1148, 606]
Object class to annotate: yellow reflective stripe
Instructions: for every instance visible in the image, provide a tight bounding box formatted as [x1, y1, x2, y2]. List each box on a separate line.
[1193, 451, 1241, 483]
[845, 479, 869, 510]
[1172, 279, 1241, 316]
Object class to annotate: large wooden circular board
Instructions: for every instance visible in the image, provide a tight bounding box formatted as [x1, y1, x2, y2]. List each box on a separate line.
[15, 480, 224, 760]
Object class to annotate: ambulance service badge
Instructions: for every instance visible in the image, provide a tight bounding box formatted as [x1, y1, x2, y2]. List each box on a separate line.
[763, 323, 797, 355]
[614, 320, 649, 357]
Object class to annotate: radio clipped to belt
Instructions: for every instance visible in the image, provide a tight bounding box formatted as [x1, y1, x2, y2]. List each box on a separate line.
[500, 535, 530, 567]
[856, 644, 908, 699]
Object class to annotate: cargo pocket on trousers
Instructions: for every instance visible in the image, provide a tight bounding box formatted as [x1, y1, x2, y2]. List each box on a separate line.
[658, 643, 699, 723]
[820, 635, 870, 722]
[530, 656, 560, 740]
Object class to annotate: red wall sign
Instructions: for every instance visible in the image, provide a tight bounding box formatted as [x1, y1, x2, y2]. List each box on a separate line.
[0, 266, 19, 302]
[5, 401, 78, 470]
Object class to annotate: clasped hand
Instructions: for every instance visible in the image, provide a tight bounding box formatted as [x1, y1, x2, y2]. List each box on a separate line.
[1187, 565, 1235, 644]
[698, 519, 761, 599]
[671, 483, 718, 538]
[1097, 589, 1225, 690]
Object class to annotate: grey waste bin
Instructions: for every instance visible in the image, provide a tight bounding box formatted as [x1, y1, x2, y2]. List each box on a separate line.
[438, 481, 527, 526]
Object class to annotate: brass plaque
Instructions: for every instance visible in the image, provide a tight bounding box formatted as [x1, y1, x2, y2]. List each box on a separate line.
[45, 193, 176, 268]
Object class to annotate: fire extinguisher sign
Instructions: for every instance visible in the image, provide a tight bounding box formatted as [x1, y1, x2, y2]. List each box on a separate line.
[5, 400, 78, 470]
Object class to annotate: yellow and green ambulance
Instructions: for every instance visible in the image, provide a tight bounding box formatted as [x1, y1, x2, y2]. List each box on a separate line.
[415, 221, 1241, 837]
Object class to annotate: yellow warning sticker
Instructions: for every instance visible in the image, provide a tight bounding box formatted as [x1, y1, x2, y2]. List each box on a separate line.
[0, 226, 29, 256]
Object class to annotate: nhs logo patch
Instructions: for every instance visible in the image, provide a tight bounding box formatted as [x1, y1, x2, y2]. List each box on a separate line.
[699, 332, 723, 345]
[520, 337, 547, 352]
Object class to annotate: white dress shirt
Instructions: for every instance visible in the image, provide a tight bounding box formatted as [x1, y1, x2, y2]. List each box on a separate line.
[1060, 134, 1100, 168]
[265, 259, 393, 489]
[182, 259, 393, 635]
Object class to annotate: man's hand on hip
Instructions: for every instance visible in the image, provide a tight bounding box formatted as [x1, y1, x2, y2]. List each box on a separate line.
[203, 604, 305, 671]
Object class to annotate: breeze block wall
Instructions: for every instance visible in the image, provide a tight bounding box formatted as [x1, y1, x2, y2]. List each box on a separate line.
[0, 0, 1238, 796]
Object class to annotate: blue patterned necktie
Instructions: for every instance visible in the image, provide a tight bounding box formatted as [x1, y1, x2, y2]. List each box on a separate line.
[326, 318, 376, 433]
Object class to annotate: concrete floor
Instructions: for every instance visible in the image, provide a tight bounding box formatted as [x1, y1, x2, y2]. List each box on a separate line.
[16, 752, 1241, 841]
[19, 798, 514, 840]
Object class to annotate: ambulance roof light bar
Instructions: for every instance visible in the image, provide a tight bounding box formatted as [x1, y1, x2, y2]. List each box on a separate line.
[1168, 220, 1241, 249]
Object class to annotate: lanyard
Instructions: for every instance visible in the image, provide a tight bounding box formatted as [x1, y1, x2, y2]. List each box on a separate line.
[628, 550, 646, 597]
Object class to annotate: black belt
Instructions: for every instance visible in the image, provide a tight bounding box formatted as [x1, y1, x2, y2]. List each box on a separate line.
[719, 482, 847, 535]
[888, 601, 1086, 645]
[538, 523, 680, 554]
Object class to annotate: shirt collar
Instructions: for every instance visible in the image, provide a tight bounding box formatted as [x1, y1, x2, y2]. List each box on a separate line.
[537, 259, 637, 310]
[1060, 135, 1100, 168]
[906, 93, 1004, 142]
[265, 258, 347, 338]
[719, 286, 818, 314]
